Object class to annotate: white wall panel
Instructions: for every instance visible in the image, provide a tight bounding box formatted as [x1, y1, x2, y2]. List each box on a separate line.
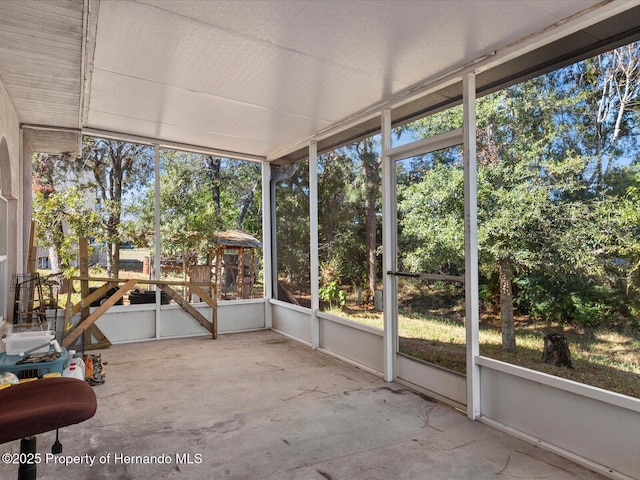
[94, 305, 156, 343]
[218, 300, 265, 333]
[397, 355, 467, 408]
[157, 304, 212, 339]
[270, 300, 312, 344]
[318, 314, 384, 375]
[479, 359, 640, 479]
[68, 300, 267, 344]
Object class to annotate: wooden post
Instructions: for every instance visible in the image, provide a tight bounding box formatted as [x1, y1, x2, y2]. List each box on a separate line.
[237, 247, 244, 299]
[216, 246, 223, 299]
[190, 284, 217, 339]
[182, 249, 188, 300]
[27, 221, 37, 274]
[78, 238, 91, 347]
[250, 248, 255, 299]
[63, 278, 138, 348]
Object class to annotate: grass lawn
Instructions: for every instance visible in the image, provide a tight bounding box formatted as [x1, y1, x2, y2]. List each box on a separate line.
[327, 302, 640, 399]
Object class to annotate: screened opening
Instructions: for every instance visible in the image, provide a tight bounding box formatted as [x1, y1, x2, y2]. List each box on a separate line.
[473, 41, 640, 398]
[153, 150, 263, 301]
[32, 137, 154, 306]
[32, 138, 263, 309]
[318, 137, 383, 325]
[395, 144, 466, 373]
[274, 161, 311, 306]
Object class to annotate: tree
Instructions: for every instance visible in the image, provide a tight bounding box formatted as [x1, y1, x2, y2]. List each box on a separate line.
[131, 151, 262, 265]
[397, 160, 465, 276]
[77, 137, 153, 277]
[316, 138, 383, 308]
[566, 43, 640, 189]
[318, 150, 367, 296]
[32, 153, 70, 275]
[32, 153, 100, 288]
[274, 162, 310, 301]
[401, 41, 640, 351]
[355, 138, 381, 300]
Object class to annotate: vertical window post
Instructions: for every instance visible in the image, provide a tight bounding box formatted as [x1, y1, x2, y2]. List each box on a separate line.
[154, 144, 161, 339]
[262, 161, 273, 328]
[382, 108, 397, 382]
[463, 72, 480, 419]
[309, 141, 320, 348]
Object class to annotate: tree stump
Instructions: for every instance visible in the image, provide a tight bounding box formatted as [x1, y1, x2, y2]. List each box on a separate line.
[542, 333, 573, 369]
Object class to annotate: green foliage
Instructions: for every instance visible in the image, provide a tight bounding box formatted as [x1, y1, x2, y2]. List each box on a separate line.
[319, 280, 348, 309]
[32, 186, 101, 274]
[129, 151, 262, 261]
[397, 42, 640, 333]
[513, 273, 628, 328]
[318, 148, 378, 289]
[275, 161, 311, 295]
[397, 160, 464, 275]
[74, 137, 155, 276]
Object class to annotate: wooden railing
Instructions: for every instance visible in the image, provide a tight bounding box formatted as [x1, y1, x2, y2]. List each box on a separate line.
[62, 276, 217, 349]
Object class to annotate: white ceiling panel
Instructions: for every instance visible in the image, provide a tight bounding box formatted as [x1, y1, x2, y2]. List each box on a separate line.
[88, 69, 334, 146]
[0, 0, 84, 130]
[2, 0, 638, 160]
[87, 0, 609, 159]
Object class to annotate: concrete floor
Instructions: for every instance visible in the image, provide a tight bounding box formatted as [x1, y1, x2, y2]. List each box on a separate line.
[1, 330, 607, 480]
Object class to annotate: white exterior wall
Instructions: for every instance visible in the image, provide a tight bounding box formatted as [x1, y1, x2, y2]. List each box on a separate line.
[0, 77, 21, 321]
[0, 80, 19, 198]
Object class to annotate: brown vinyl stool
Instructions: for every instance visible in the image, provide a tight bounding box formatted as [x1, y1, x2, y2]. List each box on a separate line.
[0, 377, 97, 480]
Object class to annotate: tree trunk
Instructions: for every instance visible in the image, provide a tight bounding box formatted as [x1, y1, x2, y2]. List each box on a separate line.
[358, 140, 379, 301]
[46, 223, 70, 293]
[206, 156, 221, 211]
[111, 242, 120, 279]
[47, 243, 62, 274]
[236, 181, 257, 229]
[206, 156, 223, 231]
[106, 220, 121, 278]
[365, 191, 377, 297]
[498, 257, 517, 352]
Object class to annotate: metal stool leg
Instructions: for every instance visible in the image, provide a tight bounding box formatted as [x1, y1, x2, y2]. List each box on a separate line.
[18, 436, 37, 480]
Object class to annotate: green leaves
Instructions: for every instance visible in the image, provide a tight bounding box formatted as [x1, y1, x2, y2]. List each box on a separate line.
[319, 280, 348, 309]
[400, 42, 640, 331]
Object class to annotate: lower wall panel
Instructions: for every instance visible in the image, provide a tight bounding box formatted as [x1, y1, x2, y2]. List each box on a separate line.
[271, 301, 312, 344]
[480, 362, 640, 479]
[157, 304, 212, 338]
[63, 300, 267, 344]
[319, 317, 384, 374]
[95, 306, 156, 343]
[218, 301, 265, 332]
[397, 355, 466, 407]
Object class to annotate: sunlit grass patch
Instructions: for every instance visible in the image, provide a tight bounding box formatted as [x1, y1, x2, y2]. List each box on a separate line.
[321, 304, 640, 398]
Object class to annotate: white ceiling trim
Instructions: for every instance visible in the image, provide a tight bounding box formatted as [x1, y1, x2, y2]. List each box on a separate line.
[81, 0, 100, 127]
[82, 126, 265, 163]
